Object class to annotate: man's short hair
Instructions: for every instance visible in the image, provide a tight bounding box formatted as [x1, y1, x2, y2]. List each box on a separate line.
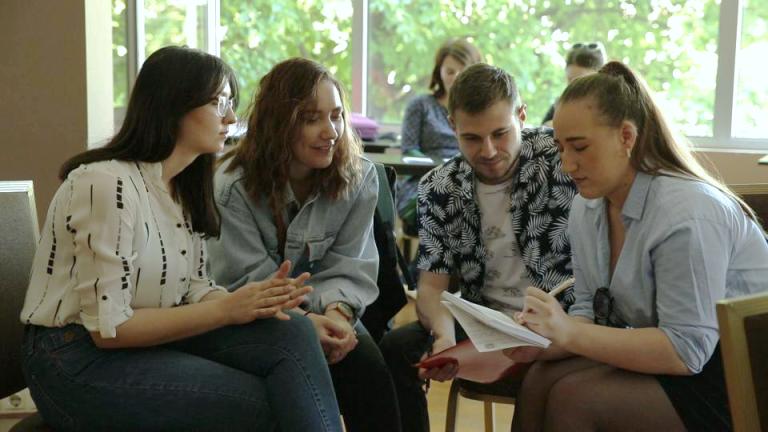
[448, 63, 521, 116]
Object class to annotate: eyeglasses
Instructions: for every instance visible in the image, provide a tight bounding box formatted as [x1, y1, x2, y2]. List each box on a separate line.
[215, 95, 234, 118]
[572, 42, 602, 51]
[593, 287, 631, 328]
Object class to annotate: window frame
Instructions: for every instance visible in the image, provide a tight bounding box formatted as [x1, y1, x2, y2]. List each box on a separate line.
[117, 0, 767, 150]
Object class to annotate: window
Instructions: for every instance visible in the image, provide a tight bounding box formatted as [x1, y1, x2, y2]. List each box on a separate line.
[367, 1, 719, 138]
[219, 0, 353, 116]
[113, 0, 768, 149]
[734, 0, 768, 139]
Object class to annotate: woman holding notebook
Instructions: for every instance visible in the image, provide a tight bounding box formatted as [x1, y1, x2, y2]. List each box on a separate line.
[507, 61, 768, 431]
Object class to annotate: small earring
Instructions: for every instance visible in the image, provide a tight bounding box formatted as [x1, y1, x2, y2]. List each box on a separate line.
[626, 148, 632, 158]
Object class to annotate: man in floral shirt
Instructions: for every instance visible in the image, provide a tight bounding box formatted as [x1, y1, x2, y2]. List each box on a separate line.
[380, 63, 577, 432]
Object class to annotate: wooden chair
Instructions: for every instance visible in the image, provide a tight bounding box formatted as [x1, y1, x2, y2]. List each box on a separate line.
[729, 183, 768, 232]
[716, 291, 768, 432]
[0, 181, 52, 431]
[445, 378, 518, 432]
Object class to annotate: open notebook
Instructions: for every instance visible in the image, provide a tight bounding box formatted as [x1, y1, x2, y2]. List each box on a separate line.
[415, 292, 551, 383]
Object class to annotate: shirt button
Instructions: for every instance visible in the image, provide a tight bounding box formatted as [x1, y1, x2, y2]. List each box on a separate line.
[180, 277, 187, 282]
[181, 250, 187, 255]
[176, 223, 182, 228]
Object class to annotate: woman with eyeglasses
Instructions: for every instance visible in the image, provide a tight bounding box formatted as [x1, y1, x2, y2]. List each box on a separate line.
[506, 61, 768, 431]
[540, 42, 607, 127]
[19, 46, 342, 431]
[207, 58, 401, 432]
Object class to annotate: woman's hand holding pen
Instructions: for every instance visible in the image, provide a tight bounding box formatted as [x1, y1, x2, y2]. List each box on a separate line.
[517, 286, 571, 342]
[221, 260, 312, 324]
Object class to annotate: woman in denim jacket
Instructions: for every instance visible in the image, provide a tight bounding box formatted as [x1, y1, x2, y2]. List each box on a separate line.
[208, 58, 401, 432]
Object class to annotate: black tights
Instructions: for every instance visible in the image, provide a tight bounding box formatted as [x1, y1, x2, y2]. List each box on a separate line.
[511, 356, 686, 432]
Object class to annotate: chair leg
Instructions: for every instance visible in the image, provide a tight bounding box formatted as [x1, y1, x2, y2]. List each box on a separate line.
[483, 401, 496, 432]
[445, 380, 460, 432]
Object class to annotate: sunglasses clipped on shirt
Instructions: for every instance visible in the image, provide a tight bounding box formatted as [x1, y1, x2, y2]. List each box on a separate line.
[593, 287, 632, 329]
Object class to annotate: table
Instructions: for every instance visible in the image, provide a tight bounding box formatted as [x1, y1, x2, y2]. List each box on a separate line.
[362, 138, 400, 153]
[365, 153, 442, 177]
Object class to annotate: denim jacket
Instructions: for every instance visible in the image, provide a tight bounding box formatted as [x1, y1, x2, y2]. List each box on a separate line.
[416, 127, 577, 307]
[207, 157, 380, 317]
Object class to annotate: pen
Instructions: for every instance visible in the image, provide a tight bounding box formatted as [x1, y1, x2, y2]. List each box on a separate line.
[548, 277, 575, 298]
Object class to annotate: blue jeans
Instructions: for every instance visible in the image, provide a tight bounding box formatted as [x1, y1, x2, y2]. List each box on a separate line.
[22, 313, 342, 432]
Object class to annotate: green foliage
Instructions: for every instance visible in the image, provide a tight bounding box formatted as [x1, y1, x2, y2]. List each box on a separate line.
[112, 0, 767, 138]
[368, 0, 722, 136]
[219, 0, 353, 117]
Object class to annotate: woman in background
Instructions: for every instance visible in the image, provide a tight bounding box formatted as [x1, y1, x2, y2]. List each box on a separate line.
[541, 41, 607, 126]
[507, 61, 768, 431]
[208, 57, 401, 432]
[19, 46, 341, 432]
[397, 37, 483, 235]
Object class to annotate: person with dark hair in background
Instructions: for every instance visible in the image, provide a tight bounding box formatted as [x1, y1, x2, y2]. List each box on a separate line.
[208, 57, 401, 432]
[397, 38, 483, 236]
[507, 61, 768, 431]
[380, 63, 577, 432]
[541, 42, 607, 127]
[19, 46, 342, 432]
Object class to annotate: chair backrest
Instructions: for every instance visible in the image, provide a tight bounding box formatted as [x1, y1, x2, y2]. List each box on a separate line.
[360, 163, 410, 342]
[716, 291, 768, 432]
[730, 183, 768, 232]
[0, 181, 39, 399]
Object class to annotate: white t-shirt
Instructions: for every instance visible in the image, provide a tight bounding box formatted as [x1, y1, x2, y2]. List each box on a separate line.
[475, 178, 532, 314]
[20, 160, 226, 338]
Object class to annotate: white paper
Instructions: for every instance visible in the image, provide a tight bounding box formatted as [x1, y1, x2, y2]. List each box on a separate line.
[402, 156, 435, 165]
[443, 302, 537, 352]
[441, 291, 551, 350]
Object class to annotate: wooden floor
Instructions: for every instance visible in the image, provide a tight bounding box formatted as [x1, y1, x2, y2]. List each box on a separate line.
[393, 297, 516, 432]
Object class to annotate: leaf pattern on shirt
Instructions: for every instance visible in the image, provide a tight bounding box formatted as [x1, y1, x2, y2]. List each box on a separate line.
[416, 127, 578, 308]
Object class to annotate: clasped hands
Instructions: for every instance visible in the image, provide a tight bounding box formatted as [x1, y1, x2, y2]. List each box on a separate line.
[220, 260, 313, 325]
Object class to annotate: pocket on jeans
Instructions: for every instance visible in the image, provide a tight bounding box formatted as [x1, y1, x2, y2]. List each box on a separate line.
[44, 330, 106, 378]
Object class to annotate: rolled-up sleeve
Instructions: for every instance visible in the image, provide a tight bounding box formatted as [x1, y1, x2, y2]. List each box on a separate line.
[652, 219, 730, 374]
[208, 183, 279, 291]
[68, 168, 135, 338]
[307, 167, 380, 316]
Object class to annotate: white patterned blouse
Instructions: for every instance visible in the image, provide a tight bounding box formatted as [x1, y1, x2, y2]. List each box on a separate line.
[20, 160, 226, 338]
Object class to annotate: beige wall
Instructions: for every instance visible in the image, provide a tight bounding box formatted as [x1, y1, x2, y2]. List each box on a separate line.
[0, 1, 111, 224]
[698, 151, 767, 185]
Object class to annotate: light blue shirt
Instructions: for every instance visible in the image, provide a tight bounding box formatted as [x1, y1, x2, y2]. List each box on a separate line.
[207, 157, 380, 317]
[568, 172, 768, 373]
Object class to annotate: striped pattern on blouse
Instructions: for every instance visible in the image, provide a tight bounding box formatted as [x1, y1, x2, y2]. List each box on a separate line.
[20, 160, 225, 338]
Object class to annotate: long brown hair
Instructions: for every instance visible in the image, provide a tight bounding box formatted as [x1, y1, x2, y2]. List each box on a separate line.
[430, 38, 483, 100]
[60, 46, 239, 237]
[558, 60, 757, 222]
[223, 57, 362, 252]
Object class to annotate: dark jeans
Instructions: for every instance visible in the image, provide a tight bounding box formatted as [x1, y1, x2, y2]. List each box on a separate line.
[331, 320, 402, 432]
[379, 321, 468, 432]
[22, 314, 342, 432]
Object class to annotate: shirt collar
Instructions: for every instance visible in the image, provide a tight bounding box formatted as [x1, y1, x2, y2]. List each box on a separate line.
[583, 171, 653, 222]
[137, 161, 168, 193]
[621, 171, 653, 221]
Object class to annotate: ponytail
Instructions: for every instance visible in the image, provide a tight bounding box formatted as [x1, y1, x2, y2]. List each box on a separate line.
[559, 61, 759, 223]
